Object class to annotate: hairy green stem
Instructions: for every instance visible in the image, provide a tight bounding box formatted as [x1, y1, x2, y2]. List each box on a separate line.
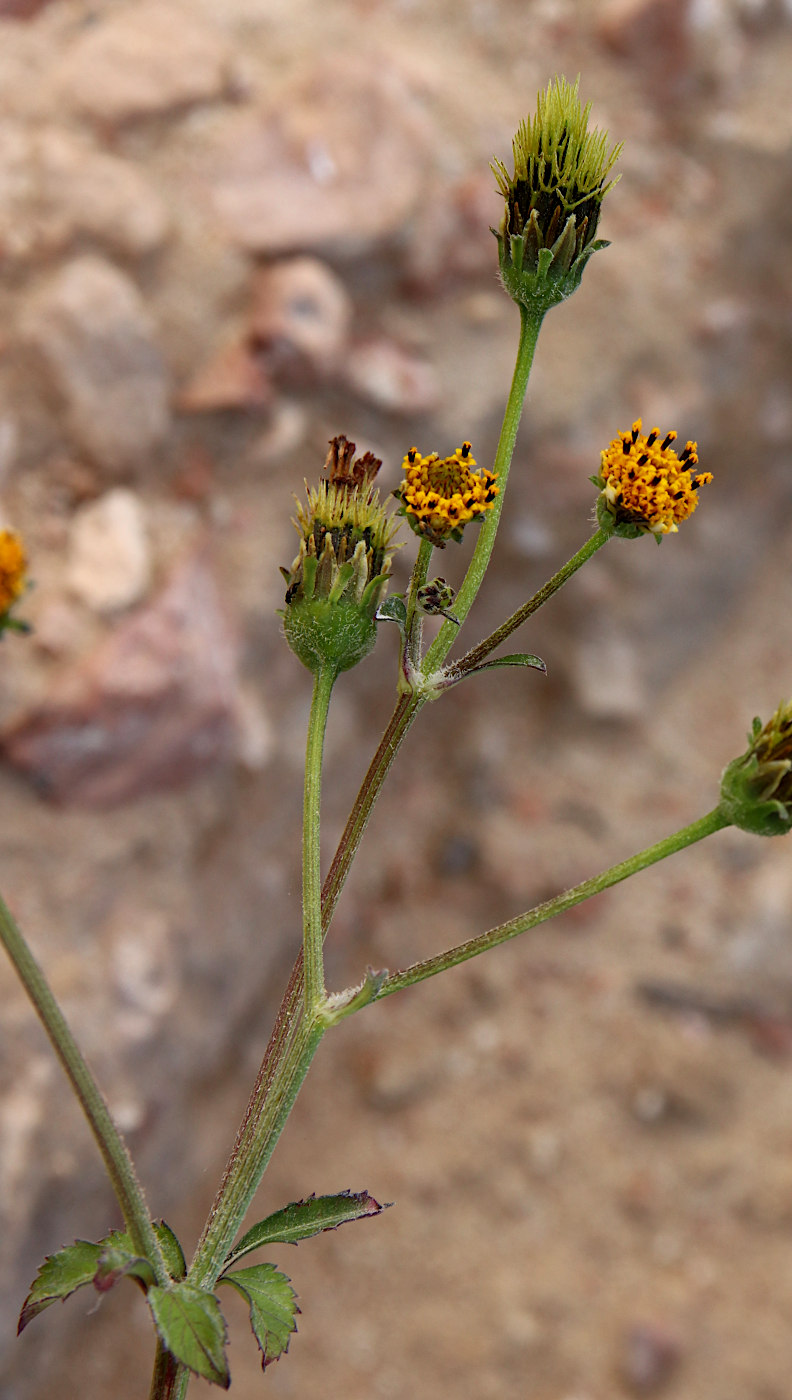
[0, 892, 168, 1282]
[319, 305, 544, 929]
[303, 667, 336, 1011]
[376, 808, 730, 998]
[449, 525, 609, 677]
[423, 303, 544, 675]
[402, 537, 434, 680]
[189, 1013, 324, 1289]
[148, 1338, 188, 1400]
[181, 299, 548, 1367]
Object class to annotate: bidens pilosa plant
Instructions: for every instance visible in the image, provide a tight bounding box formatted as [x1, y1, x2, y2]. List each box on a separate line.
[1, 75, 789, 1398]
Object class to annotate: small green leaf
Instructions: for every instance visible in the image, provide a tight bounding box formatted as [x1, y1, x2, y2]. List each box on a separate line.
[18, 1240, 102, 1332]
[154, 1221, 187, 1281]
[219, 1264, 298, 1370]
[94, 1243, 155, 1294]
[376, 595, 407, 635]
[18, 1220, 187, 1332]
[148, 1282, 230, 1389]
[469, 653, 546, 676]
[224, 1191, 390, 1267]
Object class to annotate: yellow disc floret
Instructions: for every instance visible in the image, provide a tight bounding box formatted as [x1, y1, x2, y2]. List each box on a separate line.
[396, 443, 499, 547]
[596, 420, 713, 537]
[0, 530, 26, 614]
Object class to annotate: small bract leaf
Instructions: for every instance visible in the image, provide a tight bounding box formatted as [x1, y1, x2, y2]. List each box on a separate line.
[18, 1240, 102, 1332]
[154, 1221, 187, 1281]
[224, 1191, 390, 1267]
[148, 1283, 230, 1389]
[376, 594, 407, 633]
[94, 1243, 155, 1294]
[219, 1264, 298, 1370]
[469, 652, 547, 675]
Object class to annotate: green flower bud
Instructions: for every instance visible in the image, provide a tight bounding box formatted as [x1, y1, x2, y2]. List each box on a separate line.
[416, 577, 459, 625]
[720, 701, 792, 837]
[280, 436, 399, 677]
[492, 75, 622, 317]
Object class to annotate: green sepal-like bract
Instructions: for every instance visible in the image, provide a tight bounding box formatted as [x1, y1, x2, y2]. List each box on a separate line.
[496, 219, 611, 318]
[493, 76, 621, 317]
[282, 594, 381, 678]
[720, 709, 792, 838]
[281, 436, 400, 677]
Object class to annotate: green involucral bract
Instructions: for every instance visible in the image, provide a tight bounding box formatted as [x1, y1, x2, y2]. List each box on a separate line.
[720, 705, 792, 837]
[493, 75, 622, 315]
[280, 436, 400, 677]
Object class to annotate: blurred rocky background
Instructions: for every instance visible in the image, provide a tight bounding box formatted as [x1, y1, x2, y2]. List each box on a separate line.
[1, 0, 792, 1396]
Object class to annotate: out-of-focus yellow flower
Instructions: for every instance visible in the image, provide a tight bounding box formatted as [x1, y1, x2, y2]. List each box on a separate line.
[0, 530, 27, 615]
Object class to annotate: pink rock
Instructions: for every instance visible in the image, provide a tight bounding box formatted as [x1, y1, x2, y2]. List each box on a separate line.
[344, 337, 439, 414]
[596, 0, 693, 99]
[620, 1320, 683, 1393]
[52, 3, 235, 125]
[249, 257, 352, 380]
[21, 255, 170, 472]
[178, 337, 273, 414]
[0, 0, 58, 18]
[207, 54, 434, 254]
[2, 552, 239, 806]
[402, 171, 500, 293]
[0, 125, 169, 263]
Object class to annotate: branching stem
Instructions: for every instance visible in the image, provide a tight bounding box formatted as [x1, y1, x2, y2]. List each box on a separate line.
[375, 808, 730, 998]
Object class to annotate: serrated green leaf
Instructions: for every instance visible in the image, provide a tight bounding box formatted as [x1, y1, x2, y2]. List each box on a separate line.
[18, 1220, 187, 1333]
[224, 1191, 390, 1267]
[18, 1240, 102, 1332]
[148, 1283, 229, 1389]
[219, 1264, 298, 1369]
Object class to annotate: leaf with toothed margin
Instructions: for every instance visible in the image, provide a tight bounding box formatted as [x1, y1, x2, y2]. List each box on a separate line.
[18, 1221, 187, 1333]
[18, 1240, 103, 1333]
[219, 1264, 298, 1370]
[148, 1282, 230, 1388]
[222, 1191, 391, 1269]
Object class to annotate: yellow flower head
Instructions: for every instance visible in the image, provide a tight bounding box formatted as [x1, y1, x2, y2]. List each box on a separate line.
[0, 530, 27, 615]
[594, 420, 713, 539]
[395, 443, 499, 547]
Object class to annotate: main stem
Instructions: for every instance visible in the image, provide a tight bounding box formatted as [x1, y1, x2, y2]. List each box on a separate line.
[189, 1013, 324, 1289]
[187, 666, 338, 1294]
[303, 666, 336, 1010]
[450, 526, 609, 676]
[0, 893, 168, 1282]
[376, 808, 730, 997]
[176, 301, 546, 1388]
